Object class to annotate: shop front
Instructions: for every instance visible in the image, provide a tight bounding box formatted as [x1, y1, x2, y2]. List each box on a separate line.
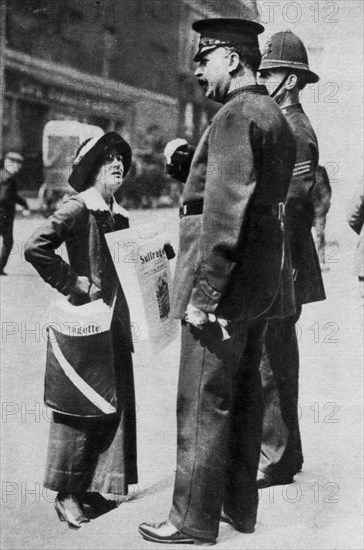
[3, 67, 134, 193]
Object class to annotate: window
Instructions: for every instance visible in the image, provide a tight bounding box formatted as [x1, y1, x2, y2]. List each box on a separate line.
[149, 43, 169, 94]
[102, 26, 117, 78]
[179, 4, 203, 73]
[183, 102, 194, 140]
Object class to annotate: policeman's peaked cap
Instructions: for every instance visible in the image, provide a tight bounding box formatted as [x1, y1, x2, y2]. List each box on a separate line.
[259, 30, 319, 83]
[192, 18, 264, 62]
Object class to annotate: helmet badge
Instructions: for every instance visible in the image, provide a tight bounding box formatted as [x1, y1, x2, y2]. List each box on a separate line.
[262, 39, 273, 60]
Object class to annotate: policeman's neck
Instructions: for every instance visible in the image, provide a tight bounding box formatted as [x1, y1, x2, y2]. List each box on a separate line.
[275, 89, 300, 109]
[227, 73, 257, 97]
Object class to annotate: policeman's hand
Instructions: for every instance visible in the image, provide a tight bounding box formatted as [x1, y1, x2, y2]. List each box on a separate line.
[22, 208, 30, 217]
[72, 276, 91, 295]
[185, 303, 209, 329]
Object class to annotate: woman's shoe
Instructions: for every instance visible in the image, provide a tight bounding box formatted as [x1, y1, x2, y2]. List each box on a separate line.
[55, 494, 90, 529]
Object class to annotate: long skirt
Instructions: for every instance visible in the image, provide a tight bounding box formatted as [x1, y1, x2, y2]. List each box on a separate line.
[43, 321, 137, 496]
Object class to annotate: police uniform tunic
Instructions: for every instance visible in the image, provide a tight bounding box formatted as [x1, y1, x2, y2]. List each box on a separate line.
[259, 103, 326, 481]
[171, 85, 297, 322]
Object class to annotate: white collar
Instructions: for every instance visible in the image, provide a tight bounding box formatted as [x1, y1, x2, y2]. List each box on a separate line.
[78, 187, 129, 218]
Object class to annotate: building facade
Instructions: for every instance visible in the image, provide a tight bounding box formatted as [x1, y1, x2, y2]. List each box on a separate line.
[0, 0, 258, 191]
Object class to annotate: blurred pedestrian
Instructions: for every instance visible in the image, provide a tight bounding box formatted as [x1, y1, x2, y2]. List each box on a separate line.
[257, 30, 326, 488]
[312, 165, 332, 269]
[0, 151, 29, 275]
[347, 180, 364, 294]
[139, 18, 296, 545]
[24, 133, 138, 528]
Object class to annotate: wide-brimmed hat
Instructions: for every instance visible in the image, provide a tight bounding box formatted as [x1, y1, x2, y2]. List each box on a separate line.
[68, 132, 132, 192]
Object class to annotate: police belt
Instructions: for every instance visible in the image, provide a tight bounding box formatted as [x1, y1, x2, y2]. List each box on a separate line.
[179, 200, 204, 217]
[179, 200, 285, 220]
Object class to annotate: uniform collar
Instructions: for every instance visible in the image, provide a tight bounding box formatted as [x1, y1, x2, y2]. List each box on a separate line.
[281, 102, 304, 114]
[79, 186, 129, 218]
[225, 84, 268, 103]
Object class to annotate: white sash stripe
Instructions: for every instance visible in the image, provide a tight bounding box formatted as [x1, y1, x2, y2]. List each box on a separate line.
[49, 328, 116, 414]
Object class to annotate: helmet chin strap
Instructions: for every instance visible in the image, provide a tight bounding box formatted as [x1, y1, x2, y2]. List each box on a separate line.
[270, 72, 290, 101]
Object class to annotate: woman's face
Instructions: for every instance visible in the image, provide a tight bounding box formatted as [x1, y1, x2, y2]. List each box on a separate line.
[93, 147, 125, 196]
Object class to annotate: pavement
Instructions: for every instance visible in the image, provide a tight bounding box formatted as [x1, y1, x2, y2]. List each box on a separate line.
[1, 207, 363, 549]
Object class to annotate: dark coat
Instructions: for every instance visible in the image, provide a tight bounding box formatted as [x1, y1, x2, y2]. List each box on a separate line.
[0, 168, 28, 228]
[24, 189, 133, 348]
[171, 85, 297, 322]
[282, 103, 326, 305]
[24, 187, 137, 494]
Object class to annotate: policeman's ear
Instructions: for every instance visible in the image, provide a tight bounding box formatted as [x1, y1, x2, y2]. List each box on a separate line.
[285, 73, 299, 90]
[228, 51, 241, 74]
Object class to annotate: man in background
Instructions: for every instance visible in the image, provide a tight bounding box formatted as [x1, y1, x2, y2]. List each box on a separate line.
[0, 150, 29, 275]
[312, 164, 332, 269]
[347, 179, 364, 297]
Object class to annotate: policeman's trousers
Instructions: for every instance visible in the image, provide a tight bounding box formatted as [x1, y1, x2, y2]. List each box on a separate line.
[259, 307, 303, 478]
[169, 319, 266, 541]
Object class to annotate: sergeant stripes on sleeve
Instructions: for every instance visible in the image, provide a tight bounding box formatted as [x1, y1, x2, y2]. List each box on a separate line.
[292, 160, 311, 176]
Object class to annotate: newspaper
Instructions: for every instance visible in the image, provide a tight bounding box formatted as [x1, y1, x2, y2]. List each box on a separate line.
[105, 223, 179, 354]
[47, 298, 114, 336]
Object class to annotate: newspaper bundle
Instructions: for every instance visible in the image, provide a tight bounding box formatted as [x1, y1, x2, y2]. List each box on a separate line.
[105, 223, 179, 354]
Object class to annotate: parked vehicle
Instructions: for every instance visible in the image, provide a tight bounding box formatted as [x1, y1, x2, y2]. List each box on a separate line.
[39, 120, 104, 214]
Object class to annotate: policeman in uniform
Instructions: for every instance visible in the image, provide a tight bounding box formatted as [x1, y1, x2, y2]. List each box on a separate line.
[139, 19, 296, 545]
[256, 31, 326, 488]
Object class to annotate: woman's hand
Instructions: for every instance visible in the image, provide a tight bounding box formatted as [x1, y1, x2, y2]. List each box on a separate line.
[72, 276, 91, 295]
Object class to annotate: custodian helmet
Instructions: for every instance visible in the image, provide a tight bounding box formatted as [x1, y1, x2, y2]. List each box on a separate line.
[259, 30, 319, 84]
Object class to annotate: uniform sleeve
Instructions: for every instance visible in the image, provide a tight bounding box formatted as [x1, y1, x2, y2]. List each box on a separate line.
[288, 128, 318, 205]
[24, 198, 86, 295]
[190, 107, 259, 312]
[286, 127, 319, 255]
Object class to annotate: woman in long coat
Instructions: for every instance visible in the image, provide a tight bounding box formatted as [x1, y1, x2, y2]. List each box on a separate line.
[25, 132, 137, 528]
